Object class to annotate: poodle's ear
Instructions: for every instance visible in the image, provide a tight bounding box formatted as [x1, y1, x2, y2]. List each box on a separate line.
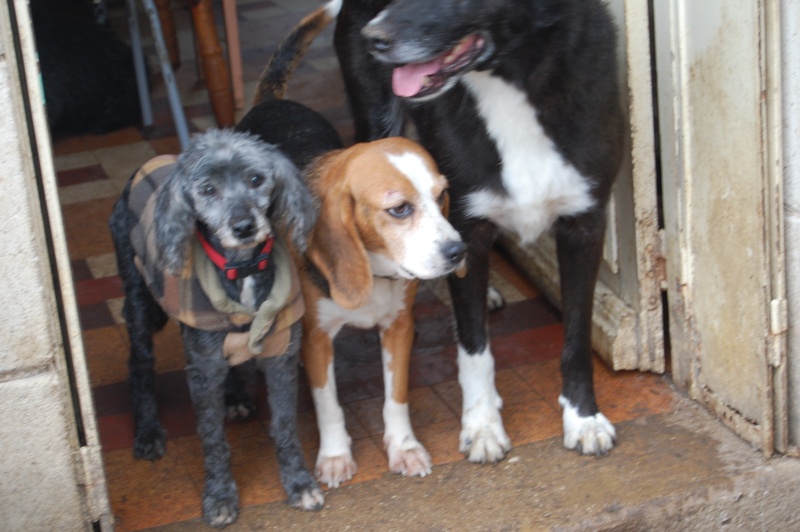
[269, 153, 317, 252]
[306, 158, 372, 310]
[154, 169, 195, 275]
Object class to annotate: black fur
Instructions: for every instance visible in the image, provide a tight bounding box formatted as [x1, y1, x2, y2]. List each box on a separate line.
[334, 0, 624, 457]
[31, 0, 141, 137]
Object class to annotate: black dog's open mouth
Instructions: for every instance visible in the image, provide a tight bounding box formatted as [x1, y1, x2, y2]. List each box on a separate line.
[391, 33, 489, 99]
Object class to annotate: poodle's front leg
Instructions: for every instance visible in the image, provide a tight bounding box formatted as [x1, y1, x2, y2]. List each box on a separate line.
[182, 327, 239, 528]
[258, 323, 324, 511]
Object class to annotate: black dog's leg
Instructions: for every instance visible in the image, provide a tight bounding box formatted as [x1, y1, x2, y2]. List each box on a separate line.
[223, 366, 256, 421]
[555, 209, 616, 455]
[446, 221, 510, 463]
[124, 281, 168, 460]
[110, 197, 169, 461]
[182, 328, 239, 528]
[257, 323, 324, 511]
[334, 1, 402, 141]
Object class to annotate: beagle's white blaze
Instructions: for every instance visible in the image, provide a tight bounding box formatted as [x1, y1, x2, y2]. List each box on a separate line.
[386, 151, 462, 279]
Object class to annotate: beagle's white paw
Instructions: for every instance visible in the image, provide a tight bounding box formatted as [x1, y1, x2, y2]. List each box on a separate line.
[385, 435, 432, 477]
[315, 454, 358, 488]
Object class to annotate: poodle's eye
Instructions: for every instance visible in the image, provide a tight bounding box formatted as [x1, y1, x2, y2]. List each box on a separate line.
[200, 184, 217, 197]
[387, 202, 414, 219]
[250, 175, 265, 188]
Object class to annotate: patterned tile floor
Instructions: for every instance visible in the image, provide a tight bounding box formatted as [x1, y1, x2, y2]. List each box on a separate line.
[50, 1, 676, 529]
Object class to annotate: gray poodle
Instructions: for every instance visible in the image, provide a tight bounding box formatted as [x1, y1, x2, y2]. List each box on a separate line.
[109, 129, 322, 528]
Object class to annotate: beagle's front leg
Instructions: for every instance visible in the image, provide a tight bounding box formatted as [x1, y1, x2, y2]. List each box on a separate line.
[302, 325, 357, 488]
[380, 284, 432, 478]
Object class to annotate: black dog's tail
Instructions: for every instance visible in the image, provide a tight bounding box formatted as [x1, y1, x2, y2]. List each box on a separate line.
[252, 0, 342, 105]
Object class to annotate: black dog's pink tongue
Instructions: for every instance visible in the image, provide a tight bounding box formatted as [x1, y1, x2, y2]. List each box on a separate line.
[392, 58, 443, 97]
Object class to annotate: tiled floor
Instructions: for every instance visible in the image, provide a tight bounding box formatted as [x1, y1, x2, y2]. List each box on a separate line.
[49, 1, 676, 530]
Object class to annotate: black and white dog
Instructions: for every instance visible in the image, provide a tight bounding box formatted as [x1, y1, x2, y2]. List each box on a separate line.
[313, 0, 625, 461]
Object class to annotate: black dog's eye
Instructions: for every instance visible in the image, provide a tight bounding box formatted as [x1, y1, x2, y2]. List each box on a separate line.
[437, 191, 447, 206]
[250, 175, 265, 188]
[201, 184, 217, 197]
[387, 203, 414, 219]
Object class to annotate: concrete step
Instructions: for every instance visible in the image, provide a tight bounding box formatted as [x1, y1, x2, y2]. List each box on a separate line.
[149, 396, 800, 531]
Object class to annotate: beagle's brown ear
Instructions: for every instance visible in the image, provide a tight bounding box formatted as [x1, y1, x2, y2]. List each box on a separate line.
[307, 163, 373, 310]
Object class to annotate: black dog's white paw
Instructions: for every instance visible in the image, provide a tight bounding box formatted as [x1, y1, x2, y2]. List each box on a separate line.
[487, 286, 505, 312]
[133, 424, 166, 460]
[225, 399, 256, 422]
[224, 370, 256, 421]
[559, 396, 616, 455]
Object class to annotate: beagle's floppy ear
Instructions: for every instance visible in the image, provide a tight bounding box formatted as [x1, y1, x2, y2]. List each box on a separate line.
[306, 156, 373, 310]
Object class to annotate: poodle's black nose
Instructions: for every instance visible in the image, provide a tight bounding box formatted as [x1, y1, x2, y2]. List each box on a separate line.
[232, 219, 255, 238]
[442, 240, 467, 266]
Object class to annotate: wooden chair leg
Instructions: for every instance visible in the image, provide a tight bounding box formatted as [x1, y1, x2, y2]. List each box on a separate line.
[153, 0, 179, 68]
[189, 0, 235, 127]
[222, 0, 244, 110]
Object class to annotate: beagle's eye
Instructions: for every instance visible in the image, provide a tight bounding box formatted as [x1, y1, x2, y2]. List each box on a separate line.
[200, 184, 217, 197]
[387, 202, 414, 219]
[250, 174, 265, 188]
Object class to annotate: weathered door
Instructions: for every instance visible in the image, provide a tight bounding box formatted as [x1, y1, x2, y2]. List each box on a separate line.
[502, 0, 666, 373]
[653, 0, 788, 453]
[0, 0, 113, 527]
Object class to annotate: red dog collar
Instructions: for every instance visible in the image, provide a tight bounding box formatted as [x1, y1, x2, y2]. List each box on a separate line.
[196, 229, 274, 281]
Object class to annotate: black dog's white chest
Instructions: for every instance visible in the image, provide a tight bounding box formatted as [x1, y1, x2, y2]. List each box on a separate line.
[460, 71, 595, 243]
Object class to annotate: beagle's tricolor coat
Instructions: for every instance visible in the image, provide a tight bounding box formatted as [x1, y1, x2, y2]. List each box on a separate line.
[293, 137, 466, 487]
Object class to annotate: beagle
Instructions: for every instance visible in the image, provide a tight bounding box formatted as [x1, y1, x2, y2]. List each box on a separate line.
[294, 136, 467, 487]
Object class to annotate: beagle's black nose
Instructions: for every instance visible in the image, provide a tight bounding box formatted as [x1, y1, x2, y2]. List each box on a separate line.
[442, 240, 467, 266]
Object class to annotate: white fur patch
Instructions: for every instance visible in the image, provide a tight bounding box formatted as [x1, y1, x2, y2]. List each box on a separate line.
[311, 364, 356, 487]
[457, 344, 510, 462]
[462, 71, 595, 244]
[381, 346, 432, 477]
[385, 151, 463, 279]
[316, 277, 411, 336]
[324, 0, 342, 18]
[558, 395, 616, 455]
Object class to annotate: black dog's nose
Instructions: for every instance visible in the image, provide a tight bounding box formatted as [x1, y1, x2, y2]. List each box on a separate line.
[361, 24, 393, 54]
[232, 218, 255, 238]
[442, 240, 467, 266]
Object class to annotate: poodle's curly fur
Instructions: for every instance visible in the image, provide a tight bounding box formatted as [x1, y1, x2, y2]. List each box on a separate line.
[109, 129, 323, 528]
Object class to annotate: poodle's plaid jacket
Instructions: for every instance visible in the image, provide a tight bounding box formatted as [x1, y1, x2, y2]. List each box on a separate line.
[125, 155, 304, 364]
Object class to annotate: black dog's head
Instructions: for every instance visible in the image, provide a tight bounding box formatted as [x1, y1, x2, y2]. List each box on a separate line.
[155, 129, 316, 274]
[361, 0, 566, 101]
